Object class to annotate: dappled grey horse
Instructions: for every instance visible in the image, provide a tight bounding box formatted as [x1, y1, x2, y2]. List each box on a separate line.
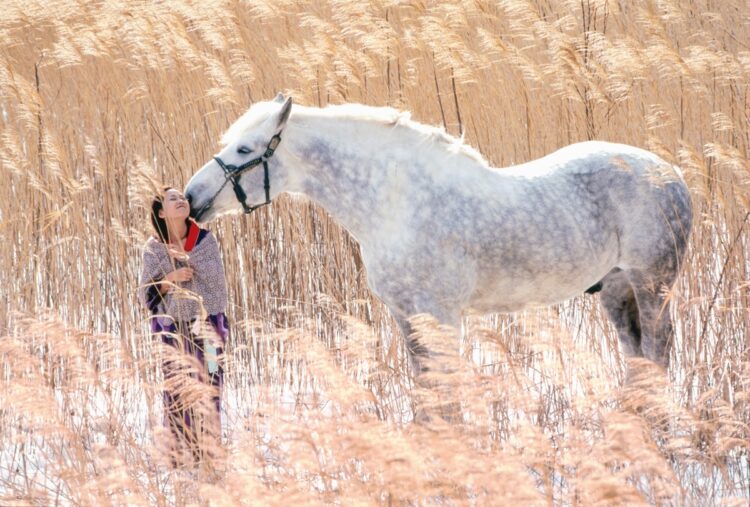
[185, 94, 692, 376]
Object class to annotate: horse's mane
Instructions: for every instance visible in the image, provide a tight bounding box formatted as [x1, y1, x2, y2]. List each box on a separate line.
[222, 101, 488, 166]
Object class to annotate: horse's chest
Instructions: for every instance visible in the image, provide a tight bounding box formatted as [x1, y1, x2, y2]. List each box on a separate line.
[361, 237, 474, 304]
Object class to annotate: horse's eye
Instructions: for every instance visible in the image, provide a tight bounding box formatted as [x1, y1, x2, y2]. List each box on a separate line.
[237, 146, 253, 155]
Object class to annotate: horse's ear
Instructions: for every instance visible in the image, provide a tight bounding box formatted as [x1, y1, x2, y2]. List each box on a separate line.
[275, 97, 292, 131]
[274, 92, 285, 104]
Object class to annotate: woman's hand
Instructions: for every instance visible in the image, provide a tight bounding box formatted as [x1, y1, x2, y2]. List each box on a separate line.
[166, 267, 194, 283]
[158, 267, 194, 295]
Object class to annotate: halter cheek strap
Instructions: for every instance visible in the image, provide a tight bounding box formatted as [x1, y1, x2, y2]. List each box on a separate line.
[216, 156, 272, 214]
[194, 133, 282, 219]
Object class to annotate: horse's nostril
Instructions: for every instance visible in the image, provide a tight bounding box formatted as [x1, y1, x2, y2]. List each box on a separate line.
[186, 193, 198, 218]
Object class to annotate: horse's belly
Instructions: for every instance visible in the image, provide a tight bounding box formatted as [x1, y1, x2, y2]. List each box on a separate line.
[468, 261, 614, 313]
[469, 288, 575, 313]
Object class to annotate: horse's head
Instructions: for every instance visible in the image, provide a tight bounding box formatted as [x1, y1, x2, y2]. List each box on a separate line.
[185, 94, 293, 223]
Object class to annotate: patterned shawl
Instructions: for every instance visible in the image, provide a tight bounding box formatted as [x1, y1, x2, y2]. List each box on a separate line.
[139, 226, 228, 323]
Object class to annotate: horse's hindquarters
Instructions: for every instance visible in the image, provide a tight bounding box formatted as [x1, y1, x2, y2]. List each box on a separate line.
[617, 173, 692, 274]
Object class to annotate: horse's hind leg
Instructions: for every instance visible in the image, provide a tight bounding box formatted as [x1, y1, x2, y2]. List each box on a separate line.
[625, 269, 677, 368]
[599, 268, 643, 359]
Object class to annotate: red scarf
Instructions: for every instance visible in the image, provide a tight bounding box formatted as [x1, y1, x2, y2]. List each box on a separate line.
[184, 220, 199, 252]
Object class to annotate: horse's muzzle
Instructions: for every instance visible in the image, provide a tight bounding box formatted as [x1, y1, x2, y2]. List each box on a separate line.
[186, 193, 202, 221]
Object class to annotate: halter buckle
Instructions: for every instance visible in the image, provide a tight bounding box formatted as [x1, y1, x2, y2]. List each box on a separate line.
[264, 134, 281, 159]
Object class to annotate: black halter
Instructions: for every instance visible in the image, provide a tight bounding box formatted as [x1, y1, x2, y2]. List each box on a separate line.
[194, 133, 282, 218]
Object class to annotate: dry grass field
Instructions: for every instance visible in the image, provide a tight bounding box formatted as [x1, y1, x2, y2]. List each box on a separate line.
[1, 0, 749, 505]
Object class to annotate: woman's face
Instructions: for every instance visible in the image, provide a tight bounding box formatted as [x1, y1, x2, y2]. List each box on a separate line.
[159, 189, 190, 221]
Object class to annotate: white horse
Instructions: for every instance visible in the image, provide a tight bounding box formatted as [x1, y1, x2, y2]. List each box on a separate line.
[185, 94, 692, 376]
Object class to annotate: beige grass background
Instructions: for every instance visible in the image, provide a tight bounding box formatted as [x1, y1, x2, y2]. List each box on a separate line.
[1, 0, 749, 505]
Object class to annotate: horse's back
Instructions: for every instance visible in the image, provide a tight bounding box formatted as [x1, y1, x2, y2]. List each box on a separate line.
[520, 141, 674, 178]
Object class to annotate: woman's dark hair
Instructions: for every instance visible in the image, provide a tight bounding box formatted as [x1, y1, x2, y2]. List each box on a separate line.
[151, 187, 191, 242]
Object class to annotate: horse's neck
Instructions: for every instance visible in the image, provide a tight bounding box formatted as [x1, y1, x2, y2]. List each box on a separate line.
[301, 139, 383, 241]
[286, 117, 465, 244]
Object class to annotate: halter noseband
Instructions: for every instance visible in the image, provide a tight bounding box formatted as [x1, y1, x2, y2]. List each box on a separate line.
[193, 133, 282, 219]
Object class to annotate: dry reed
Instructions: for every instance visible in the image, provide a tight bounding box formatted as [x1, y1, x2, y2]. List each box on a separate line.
[1, 0, 749, 505]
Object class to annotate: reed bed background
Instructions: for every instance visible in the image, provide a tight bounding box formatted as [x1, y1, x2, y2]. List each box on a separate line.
[1, 0, 749, 504]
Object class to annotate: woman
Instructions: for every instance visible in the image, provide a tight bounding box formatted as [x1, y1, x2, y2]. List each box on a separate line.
[138, 187, 228, 464]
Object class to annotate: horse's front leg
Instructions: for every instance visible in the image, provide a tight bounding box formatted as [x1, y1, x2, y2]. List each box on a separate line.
[393, 308, 463, 424]
[394, 312, 460, 376]
[367, 251, 471, 423]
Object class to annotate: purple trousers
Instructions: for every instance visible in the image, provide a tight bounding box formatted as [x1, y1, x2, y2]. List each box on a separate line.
[151, 314, 228, 451]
